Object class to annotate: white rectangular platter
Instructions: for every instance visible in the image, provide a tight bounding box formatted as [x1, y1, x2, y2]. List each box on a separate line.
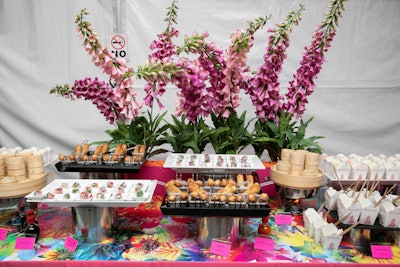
[25, 179, 157, 207]
[163, 153, 265, 171]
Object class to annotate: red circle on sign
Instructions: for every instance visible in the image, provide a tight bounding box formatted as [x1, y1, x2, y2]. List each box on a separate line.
[111, 35, 125, 50]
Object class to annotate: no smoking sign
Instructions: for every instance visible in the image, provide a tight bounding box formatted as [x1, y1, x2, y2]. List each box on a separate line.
[107, 34, 128, 58]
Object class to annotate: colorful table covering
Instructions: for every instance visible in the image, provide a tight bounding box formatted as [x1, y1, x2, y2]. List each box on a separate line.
[0, 196, 399, 264]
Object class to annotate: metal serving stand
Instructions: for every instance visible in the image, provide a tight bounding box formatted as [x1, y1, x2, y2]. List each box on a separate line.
[26, 179, 157, 243]
[160, 153, 270, 248]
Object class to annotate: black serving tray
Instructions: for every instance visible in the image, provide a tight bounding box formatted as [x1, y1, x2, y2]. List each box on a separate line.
[55, 161, 142, 173]
[160, 198, 271, 217]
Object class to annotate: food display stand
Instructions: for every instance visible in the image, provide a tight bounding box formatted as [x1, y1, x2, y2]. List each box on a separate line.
[160, 153, 270, 248]
[26, 179, 157, 243]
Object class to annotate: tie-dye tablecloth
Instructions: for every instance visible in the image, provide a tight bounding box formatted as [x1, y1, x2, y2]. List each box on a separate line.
[0, 196, 399, 264]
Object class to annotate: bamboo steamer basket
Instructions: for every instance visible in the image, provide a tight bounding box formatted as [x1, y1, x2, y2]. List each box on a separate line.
[276, 160, 291, 173]
[0, 155, 5, 166]
[7, 169, 26, 176]
[281, 149, 294, 162]
[0, 173, 47, 198]
[25, 153, 43, 163]
[305, 152, 320, 166]
[290, 152, 305, 167]
[6, 156, 25, 170]
[270, 164, 324, 190]
[27, 161, 44, 168]
[28, 172, 46, 179]
[28, 166, 45, 174]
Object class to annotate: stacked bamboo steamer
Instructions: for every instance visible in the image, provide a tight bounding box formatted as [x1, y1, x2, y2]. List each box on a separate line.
[0, 152, 47, 198]
[26, 153, 46, 179]
[0, 154, 6, 178]
[271, 149, 324, 189]
[5, 155, 27, 181]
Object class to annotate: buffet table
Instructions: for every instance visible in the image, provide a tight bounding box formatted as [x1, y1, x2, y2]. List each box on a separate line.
[1, 195, 399, 265]
[1, 156, 399, 266]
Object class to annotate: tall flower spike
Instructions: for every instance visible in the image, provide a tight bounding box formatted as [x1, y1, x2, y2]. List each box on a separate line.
[246, 5, 304, 122]
[142, 29, 179, 108]
[176, 32, 226, 120]
[173, 58, 212, 123]
[141, 0, 181, 109]
[282, 0, 347, 118]
[72, 77, 122, 124]
[75, 9, 142, 124]
[219, 15, 269, 119]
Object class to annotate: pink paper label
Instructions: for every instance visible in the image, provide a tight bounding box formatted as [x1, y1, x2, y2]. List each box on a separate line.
[210, 240, 231, 257]
[275, 214, 292, 225]
[64, 236, 78, 252]
[15, 237, 35, 250]
[0, 228, 7, 241]
[371, 245, 393, 259]
[254, 236, 274, 251]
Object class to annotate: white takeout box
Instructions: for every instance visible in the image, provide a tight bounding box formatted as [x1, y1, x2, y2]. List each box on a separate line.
[359, 206, 379, 225]
[379, 211, 400, 228]
[325, 188, 341, 210]
[320, 223, 343, 250]
[303, 208, 321, 234]
[379, 201, 400, 228]
[311, 220, 328, 243]
[351, 164, 369, 180]
[385, 166, 400, 181]
[321, 234, 343, 250]
[337, 195, 361, 224]
[335, 165, 351, 180]
[369, 166, 385, 180]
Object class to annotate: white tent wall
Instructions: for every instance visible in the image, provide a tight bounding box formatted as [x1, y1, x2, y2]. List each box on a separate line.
[1, 0, 399, 178]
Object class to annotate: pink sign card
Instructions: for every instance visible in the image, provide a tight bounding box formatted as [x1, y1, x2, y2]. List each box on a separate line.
[0, 228, 7, 241]
[254, 236, 274, 251]
[371, 244, 393, 259]
[15, 237, 35, 250]
[210, 239, 231, 257]
[275, 213, 292, 225]
[64, 236, 78, 252]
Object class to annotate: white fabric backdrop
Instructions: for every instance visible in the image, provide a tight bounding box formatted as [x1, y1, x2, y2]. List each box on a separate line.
[1, 0, 399, 178]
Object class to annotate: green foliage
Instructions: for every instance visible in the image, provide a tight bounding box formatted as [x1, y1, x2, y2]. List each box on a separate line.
[162, 115, 224, 154]
[251, 112, 324, 161]
[99, 109, 322, 162]
[104, 108, 170, 158]
[209, 110, 254, 154]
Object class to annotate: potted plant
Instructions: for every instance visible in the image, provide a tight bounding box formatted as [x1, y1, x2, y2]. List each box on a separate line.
[50, 0, 347, 165]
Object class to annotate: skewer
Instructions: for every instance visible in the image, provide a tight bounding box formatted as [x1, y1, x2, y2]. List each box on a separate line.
[364, 176, 371, 198]
[351, 178, 361, 197]
[323, 206, 333, 220]
[353, 179, 368, 204]
[340, 221, 361, 236]
[343, 178, 360, 194]
[333, 167, 344, 191]
[317, 201, 326, 213]
[374, 184, 397, 208]
[368, 178, 380, 197]
[334, 212, 351, 226]
[364, 177, 370, 197]
[344, 180, 357, 194]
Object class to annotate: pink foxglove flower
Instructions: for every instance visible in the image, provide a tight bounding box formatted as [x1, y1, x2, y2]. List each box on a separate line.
[282, 3, 342, 118]
[51, 1, 346, 129]
[72, 77, 122, 124]
[144, 28, 179, 109]
[172, 58, 212, 122]
[74, 9, 142, 124]
[246, 5, 303, 122]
